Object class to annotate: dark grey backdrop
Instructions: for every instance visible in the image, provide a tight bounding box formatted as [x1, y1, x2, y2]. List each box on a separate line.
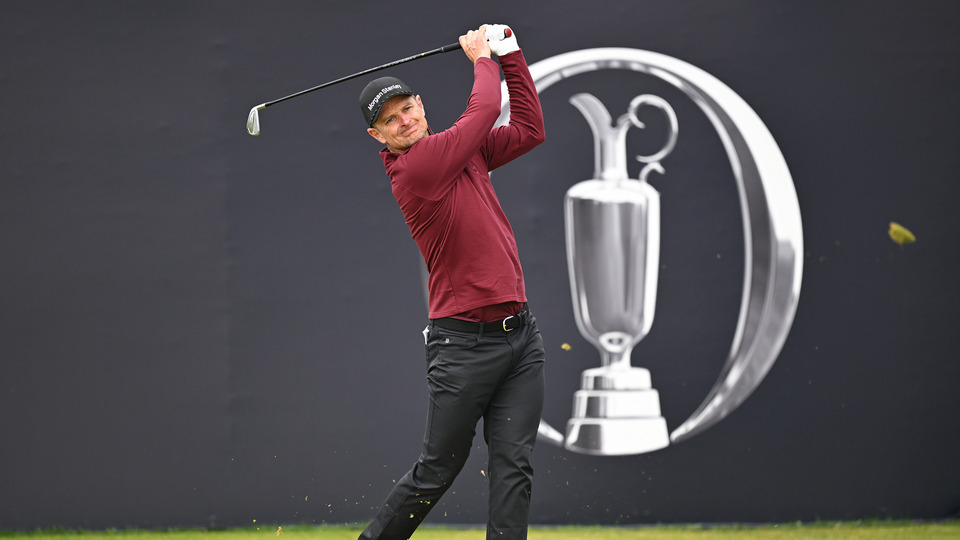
[2, 0, 958, 530]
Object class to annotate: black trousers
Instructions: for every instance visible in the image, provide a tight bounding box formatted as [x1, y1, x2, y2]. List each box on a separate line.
[359, 312, 546, 540]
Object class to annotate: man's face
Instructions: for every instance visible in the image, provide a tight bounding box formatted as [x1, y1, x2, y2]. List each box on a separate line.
[367, 95, 428, 153]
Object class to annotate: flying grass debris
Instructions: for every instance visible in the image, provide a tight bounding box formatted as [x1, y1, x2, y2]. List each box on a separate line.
[888, 222, 916, 245]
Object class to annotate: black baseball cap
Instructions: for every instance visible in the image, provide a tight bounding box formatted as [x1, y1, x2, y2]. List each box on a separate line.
[360, 76, 416, 127]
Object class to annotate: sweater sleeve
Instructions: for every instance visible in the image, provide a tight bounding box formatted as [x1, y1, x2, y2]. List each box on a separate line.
[480, 50, 546, 171]
[386, 57, 503, 200]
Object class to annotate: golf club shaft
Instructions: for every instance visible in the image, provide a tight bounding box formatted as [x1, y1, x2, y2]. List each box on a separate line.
[263, 41, 461, 109]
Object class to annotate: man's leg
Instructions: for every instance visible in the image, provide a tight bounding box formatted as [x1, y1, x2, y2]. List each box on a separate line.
[360, 324, 507, 540]
[484, 319, 546, 540]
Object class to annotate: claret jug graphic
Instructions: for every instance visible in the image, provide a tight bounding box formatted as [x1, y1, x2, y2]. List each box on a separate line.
[491, 47, 803, 456]
[563, 93, 677, 455]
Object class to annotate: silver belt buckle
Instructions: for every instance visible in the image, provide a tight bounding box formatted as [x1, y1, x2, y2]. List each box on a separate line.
[502, 316, 515, 332]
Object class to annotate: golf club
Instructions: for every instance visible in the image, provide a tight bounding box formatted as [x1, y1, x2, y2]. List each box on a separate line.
[246, 28, 512, 135]
[247, 42, 460, 135]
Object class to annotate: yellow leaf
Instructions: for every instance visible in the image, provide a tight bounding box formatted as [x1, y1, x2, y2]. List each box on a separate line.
[561, 343, 572, 351]
[888, 222, 916, 245]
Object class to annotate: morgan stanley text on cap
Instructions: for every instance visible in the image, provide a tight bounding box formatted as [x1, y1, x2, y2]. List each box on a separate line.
[360, 76, 416, 127]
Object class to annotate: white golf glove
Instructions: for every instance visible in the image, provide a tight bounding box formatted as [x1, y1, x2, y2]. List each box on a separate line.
[485, 24, 519, 56]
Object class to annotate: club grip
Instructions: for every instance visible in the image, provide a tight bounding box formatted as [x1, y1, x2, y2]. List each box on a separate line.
[440, 27, 511, 54]
[440, 41, 461, 53]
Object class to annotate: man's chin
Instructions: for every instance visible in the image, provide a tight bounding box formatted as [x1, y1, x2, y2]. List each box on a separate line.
[394, 131, 428, 152]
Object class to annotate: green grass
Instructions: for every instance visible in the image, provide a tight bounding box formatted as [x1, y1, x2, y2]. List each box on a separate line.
[3, 522, 960, 540]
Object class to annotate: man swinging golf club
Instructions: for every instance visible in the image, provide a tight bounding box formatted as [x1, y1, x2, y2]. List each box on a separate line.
[357, 24, 546, 540]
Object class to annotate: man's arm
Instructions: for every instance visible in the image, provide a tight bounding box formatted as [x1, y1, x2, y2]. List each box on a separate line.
[386, 27, 501, 200]
[388, 59, 502, 199]
[481, 46, 546, 171]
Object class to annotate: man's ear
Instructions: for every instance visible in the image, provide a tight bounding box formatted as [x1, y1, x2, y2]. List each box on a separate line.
[367, 126, 387, 144]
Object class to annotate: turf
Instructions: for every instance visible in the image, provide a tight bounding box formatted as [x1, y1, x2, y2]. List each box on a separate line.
[4, 522, 960, 540]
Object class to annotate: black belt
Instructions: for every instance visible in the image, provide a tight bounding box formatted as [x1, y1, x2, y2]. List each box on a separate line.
[433, 303, 529, 333]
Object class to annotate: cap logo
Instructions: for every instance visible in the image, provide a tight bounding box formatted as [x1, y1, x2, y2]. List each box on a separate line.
[367, 84, 403, 111]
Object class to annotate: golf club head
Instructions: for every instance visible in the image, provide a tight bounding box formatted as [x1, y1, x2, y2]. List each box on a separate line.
[246, 104, 265, 136]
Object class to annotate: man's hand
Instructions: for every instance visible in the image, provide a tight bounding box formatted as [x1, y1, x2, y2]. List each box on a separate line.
[459, 25, 492, 64]
[485, 24, 519, 56]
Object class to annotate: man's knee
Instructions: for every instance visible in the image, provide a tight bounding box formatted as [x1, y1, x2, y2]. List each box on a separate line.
[412, 447, 471, 489]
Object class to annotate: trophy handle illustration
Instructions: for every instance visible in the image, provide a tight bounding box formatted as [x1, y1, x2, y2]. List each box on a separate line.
[561, 93, 678, 455]
[493, 48, 803, 455]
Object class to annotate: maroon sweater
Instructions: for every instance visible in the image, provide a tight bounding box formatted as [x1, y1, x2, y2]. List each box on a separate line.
[380, 52, 545, 320]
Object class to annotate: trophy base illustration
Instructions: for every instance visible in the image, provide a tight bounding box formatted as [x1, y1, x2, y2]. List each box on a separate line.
[564, 366, 669, 455]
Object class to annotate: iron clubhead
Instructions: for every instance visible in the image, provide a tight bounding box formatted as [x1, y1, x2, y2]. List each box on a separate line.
[246, 104, 265, 136]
